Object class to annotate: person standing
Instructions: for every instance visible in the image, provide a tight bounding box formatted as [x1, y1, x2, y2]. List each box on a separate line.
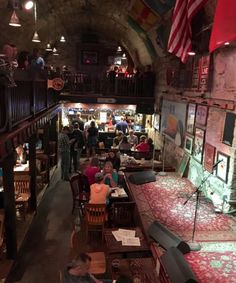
[70, 123, 85, 172]
[58, 126, 71, 181]
[115, 117, 128, 134]
[30, 48, 45, 70]
[72, 112, 84, 131]
[87, 121, 98, 157]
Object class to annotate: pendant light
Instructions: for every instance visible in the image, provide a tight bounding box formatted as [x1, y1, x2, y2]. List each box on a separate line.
[60, 36, 66, 42]
[9, 10, 21, 27]
[52, 47, 59, 56]
[45, 43, 52, 51]
[23, 0, 34, 10]
[32, 1, 40, 42]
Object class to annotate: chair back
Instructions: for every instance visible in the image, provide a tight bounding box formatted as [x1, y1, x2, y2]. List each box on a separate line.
[14, 175, 31, 195]
[111, 201, 136, 227]
[69, 173, 90, 198]
[84, 203, 106, 226]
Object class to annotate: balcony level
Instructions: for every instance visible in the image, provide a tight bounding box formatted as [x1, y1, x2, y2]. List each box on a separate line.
[59, 73, 155, 105]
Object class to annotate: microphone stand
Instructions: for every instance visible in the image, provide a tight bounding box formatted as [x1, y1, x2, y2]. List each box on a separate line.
[184, 170, 215, 251]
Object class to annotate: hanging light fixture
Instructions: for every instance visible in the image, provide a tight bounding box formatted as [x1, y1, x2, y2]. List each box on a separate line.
[122, 53, 127, 59]
[45, 43, 52, 51]
[117, 46, 122, 52]
[52, 47, 59, 56]
[60, 36, 66, 42]
[23, 0, 34, 10]
[32, 1, 40, 42]
[9, 10, 21, 27]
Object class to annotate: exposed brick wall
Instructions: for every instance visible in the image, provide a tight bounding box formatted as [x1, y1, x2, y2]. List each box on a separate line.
[154, 48, 236, 212]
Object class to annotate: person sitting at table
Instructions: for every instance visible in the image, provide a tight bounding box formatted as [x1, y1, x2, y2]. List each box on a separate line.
[84, 157, 100, 186]
[106, 151, 120, 171]
[127, 130, 138, 146]
[15, 144, 27, 164]
[136, 135, 150, 152]
[102, 161, 118, 188]
[119, 136, 132, 151]
[89, 172, 112, 204]
[64, 252, 105, 283]
[113, 131, 124, 147]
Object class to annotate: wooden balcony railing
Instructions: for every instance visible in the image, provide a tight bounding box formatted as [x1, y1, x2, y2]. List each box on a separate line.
[62, 73, 155, 98]
[0, 70, 58, 133]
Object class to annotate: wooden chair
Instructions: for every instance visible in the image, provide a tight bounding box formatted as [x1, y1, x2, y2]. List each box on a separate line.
[14, 175, 31, 220]
[69, 173, 90, 216]
[0, 209, 5, 250]
[110, 201, 136, 228]
[49, 141, 57, 167]
[84, 203, 106, 241]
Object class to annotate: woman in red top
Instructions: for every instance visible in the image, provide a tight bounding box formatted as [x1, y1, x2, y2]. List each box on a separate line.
[84, 157, 100, 185]
[136, 135, 150, 152]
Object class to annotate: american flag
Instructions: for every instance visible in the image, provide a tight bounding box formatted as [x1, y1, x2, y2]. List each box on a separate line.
[168, 0, 208, 63]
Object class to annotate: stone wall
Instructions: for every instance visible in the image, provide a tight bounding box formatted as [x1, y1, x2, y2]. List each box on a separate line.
[154, 47, 236, 213]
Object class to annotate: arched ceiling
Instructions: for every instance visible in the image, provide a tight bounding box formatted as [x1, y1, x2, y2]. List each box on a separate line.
[0, 0, 217, 66]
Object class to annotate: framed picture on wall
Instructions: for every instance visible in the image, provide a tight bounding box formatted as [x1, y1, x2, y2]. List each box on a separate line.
[186, 103, 196, 134]
[193, 127, 205, 163]
[153, 114, 160, 131]
[203, 143, 216, 172]
[81, 51, 98, 65]
[216, 152, 229, 183]
[184, 135, 193, 154]
[195, 105, 208, 127]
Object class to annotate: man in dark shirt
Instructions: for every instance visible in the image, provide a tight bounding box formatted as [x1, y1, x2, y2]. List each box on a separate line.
[70, 123, 84, 172]
[72, 112, 84, 131]
[115, 117, 129, 134]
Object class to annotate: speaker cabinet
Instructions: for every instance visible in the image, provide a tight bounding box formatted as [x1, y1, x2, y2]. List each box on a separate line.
[160, 247, 198, 283]
[148, 221, 190, 254]
[128, 171, 156, 185]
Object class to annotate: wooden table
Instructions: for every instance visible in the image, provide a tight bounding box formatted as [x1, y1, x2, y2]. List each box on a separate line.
[14, 162, 29, 175]
[109, 257, 158, 282]
[104, 227, 150, 257]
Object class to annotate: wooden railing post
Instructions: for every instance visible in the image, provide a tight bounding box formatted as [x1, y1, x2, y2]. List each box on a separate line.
[29, 134, 37, 211]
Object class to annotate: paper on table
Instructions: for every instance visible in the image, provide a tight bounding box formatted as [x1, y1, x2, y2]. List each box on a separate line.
[122, 237, 141, 246]
[116, 188, 127, 197]
[112, 231, 123, 241]
[111, 191, 119, 197]
[118, 229, 136, 237]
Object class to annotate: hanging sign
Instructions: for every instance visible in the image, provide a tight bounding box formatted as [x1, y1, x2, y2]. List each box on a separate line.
[47, 78, 64, 91]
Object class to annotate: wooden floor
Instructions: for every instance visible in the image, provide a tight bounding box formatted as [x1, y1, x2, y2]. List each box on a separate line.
[3, 165, 112, 283]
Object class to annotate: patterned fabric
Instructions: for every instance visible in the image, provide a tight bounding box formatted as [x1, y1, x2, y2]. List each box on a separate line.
[58, 133, 70, 152]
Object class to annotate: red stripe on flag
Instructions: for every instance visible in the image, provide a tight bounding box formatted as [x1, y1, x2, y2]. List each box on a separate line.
[209, 0, 236, 52]
[168, 0, 208, 63]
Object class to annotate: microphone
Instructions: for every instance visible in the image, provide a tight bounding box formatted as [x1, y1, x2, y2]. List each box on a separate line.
[213, 159, 223, 169]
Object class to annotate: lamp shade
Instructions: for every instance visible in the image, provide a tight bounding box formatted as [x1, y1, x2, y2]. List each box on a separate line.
[32, 31, 41, 42]
[46, 43, 52, 51]
[60, 36, 66, 42]
[23, 1, 34, 10]
[9, 10, 21, 27]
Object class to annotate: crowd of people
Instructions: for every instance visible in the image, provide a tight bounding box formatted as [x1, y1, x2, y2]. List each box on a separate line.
[58, 114, 154, 181]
